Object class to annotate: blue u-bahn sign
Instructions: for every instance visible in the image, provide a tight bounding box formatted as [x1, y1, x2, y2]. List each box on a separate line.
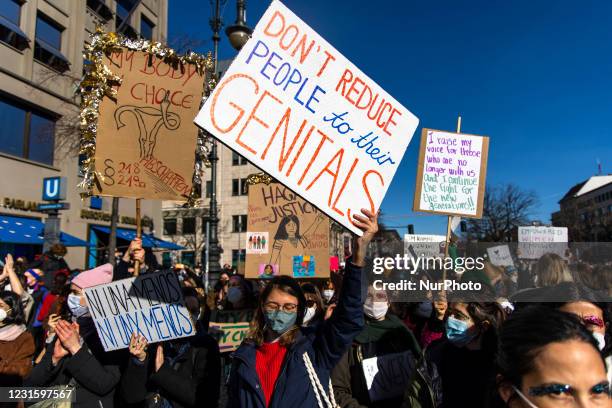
[42, 177, 67, 201]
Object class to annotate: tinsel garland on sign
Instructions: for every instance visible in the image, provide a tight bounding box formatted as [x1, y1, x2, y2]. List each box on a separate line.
[77, 27, 214, 206]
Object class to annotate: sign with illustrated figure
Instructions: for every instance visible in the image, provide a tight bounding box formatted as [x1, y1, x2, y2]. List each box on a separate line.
[94, 50, 204, 200]
[194, 0, 419, 235]
[246, 182, 330, 278]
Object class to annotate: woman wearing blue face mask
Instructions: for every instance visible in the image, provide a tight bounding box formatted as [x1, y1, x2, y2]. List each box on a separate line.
[426, 295, 506, 408]
[228, 209, 378, 408]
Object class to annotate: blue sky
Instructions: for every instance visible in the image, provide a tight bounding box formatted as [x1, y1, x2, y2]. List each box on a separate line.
[169, 0, 612, 235]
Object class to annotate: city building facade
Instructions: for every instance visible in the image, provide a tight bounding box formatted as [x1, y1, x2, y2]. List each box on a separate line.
[0, 0, 168, 269]
[552, 175, 612, 241]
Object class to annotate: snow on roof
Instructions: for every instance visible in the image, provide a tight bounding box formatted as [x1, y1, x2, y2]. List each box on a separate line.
[575, 175, 612, 197]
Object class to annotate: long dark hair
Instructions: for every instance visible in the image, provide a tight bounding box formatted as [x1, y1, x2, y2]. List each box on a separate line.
[490, 306, 602, 407]
[274, 215, 301, 240]
[247, 275, 306, 347]
[1, 291, 26, 326]
[449, 292, 506, 355]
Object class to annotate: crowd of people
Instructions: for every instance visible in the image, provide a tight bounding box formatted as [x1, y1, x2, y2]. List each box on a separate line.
[0, 210, 610, 407]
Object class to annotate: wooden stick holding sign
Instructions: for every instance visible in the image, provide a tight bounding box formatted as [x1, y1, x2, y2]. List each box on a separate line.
[442, 116, 462, 283]
[134, 199, 142, 276]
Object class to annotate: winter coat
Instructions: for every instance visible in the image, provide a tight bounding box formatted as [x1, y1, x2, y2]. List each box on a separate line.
[426, 339, 494, 408]
[25, 318, 124, 408]
[332, 314, 440, 408]
[0, 329, 35, 386]
[227, 261, 365, 408]
[120, 333, 221, 408]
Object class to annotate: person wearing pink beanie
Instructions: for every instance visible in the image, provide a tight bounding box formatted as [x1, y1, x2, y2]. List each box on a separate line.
[71, 263, 114, 290]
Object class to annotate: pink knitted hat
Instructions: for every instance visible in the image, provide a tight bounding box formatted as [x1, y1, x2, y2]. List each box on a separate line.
[72, 263, 114, 289]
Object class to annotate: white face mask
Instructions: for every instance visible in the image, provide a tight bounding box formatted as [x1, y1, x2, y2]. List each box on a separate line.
[0, 308, 8, 323]
[67, 294, 89, 318]
[303, 306, 317, 325]
[512, 385, 539, 408]
[364, 301, 388, 320]
[593, 332, 606, 351]
[322, 290, 334, 302]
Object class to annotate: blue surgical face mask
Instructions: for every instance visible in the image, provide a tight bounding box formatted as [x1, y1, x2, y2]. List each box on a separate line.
[445, 316, 478, 347]
[67, 294, 89, 318]
[264, 310, 297, 334]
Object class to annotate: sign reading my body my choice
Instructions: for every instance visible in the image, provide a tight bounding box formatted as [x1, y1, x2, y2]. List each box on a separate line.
[413, 129, 489, 218]
[195, 1, 419, 235]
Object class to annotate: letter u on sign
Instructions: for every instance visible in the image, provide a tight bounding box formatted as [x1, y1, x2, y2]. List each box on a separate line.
[42, 177, 66, 201]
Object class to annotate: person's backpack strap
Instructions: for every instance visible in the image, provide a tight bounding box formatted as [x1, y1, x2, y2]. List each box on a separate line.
[303, 352, 338, 408]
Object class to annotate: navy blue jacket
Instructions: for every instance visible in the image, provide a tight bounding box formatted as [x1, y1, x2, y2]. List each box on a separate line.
[228, 262, 365, 408]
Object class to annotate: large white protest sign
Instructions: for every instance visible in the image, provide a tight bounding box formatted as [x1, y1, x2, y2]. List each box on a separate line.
[518, 226, 568, 259]
[84, 270, 194, 351]
[195, 1, 419, 235]
[487, 245, 514, 267]
[361, 351, 415, 402]
[404, 234, 446, 258]
[413, 129, 489, 218]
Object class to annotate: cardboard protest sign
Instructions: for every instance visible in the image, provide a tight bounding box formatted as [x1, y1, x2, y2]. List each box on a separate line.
[83, 270, 194, 351]
[361, 351, 416, 402]
[413, 129, 489, 218]
[404, 234, 446, 258]
[487, 244, 514, 267]
[245, 182, 330, 278]
[518, 226, 568, 259]
[94, 50, 203, 200]
[194, 1, 419, 235]
[208, 322, 250, 352]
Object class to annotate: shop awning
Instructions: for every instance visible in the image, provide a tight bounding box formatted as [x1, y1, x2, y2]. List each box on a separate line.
[0, 215, 89, 247]
[91, 226, 184, 250]
[0, 14, 30, 50]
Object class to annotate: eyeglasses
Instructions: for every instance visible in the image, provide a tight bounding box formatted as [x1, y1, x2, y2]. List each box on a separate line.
[263, 302, 298, 313]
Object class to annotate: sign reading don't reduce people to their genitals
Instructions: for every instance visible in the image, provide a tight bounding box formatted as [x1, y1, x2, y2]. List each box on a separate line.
[195, 0, 419, 235]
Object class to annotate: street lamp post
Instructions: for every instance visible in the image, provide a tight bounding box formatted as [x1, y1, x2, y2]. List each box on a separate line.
[207, 0, 252, 281]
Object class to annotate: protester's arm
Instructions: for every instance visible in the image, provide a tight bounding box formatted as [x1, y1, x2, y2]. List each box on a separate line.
[151, 339, 221, 407]
[24, 338, 63, 386]
[0, 332, 35, 378]
[20, 292, 34, 322]
[312, 209, 377, 370]
[331, 349, 367, 408]
[63, 344, 121, 395]
[4, 254, 25, 296]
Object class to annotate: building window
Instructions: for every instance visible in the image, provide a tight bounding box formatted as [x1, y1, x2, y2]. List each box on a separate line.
[232, 215, 247, 232]
[87, 0, 113, 21]
[232, 151, 247, 166]
[183, 217, 196, 234]
[232, 179, 239, 196]
[0, 96, 55, 165]
[116, 0, 138, 37]
[232, 178, 248, 196]
[163, 218, 177, 235]
[0, 0, 21, 25]
[0, 0, 28, 50]
[205, 180, 212, 198]
[140, 15, 154, 40]
[34, 13, 69, 72]
[181, 251, 195, 267]
[232, 249, 245, 266]
[241, 178, 248, 196]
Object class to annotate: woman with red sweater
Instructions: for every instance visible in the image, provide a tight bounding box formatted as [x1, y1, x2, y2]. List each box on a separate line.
[228, 209, 378, 408]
